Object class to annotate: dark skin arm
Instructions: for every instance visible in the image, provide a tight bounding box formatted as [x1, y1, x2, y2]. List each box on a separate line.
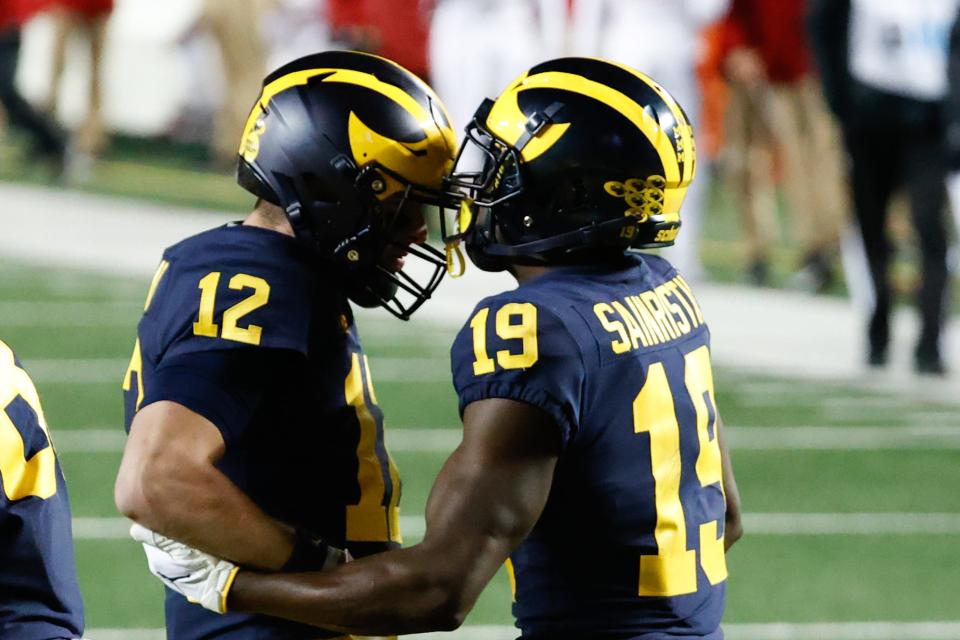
[225, 401, 742, 633]
[717, 415, 743, 550]
[228, 398, 561, 635]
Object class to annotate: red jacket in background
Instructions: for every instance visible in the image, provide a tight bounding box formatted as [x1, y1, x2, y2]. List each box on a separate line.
[720, 0, 812, 83]
[50, 0, 113, 18]
[327, 0, 429, 79]
[0, 0, 53, 29]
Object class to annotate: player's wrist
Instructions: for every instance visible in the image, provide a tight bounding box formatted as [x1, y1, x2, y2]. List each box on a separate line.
[282, 528, 348, 572]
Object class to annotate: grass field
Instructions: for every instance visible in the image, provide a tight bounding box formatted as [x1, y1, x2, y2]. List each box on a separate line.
[1, 255, 958, 640]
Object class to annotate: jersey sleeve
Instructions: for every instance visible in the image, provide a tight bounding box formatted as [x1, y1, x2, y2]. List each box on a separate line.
[138, 246, 315, 444]
[156, 253, 313, 360]
[450, 296, 585, 449]
[142, 348, 302, 445]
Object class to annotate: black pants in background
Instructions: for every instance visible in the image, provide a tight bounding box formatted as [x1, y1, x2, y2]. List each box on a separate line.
[844, 124, 950, 361]
[0, 26, 65, 159]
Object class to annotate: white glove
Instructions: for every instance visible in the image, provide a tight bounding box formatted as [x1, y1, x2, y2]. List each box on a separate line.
[130, 523, 239, 614]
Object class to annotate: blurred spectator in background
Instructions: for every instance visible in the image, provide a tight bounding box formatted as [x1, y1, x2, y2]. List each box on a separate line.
[43, 0, 112, 156]
[427, 0, 565, 137]
[329, 0, 430, 80]
[261, 0, 330, 71]
[943, 6, 960, 271]
[569, 0, 729, 283]
[198, 0, 265, 168]
[719, 0, 847, 291]
[0, 0, 67, 176]
[810, 0, 956, 375]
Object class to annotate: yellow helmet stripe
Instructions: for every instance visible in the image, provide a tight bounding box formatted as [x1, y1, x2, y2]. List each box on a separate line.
[486, 93, 571, 163]
[240, 68, 455, 159]
[601, 60, 696, 184]
[489, 71, 682, 184]
[359, 51, 458, 130]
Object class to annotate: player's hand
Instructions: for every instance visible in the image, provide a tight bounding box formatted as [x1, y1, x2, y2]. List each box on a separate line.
[130, 523, 239, 614]
[724, 47, 767, 90]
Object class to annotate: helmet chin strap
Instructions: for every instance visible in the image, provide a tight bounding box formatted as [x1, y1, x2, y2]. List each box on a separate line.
[444, 241, 466, 278]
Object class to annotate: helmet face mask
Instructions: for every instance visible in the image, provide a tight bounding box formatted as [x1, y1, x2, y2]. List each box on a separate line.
[442, 57, 696, 273]
[339, 186, 448, 320]
[236, 51, 458, 319]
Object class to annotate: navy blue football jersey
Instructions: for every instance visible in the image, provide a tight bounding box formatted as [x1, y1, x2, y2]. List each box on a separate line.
[0, 339, 85, 640]
[122, 224, 401, 639]
[451, 254, 727, 639]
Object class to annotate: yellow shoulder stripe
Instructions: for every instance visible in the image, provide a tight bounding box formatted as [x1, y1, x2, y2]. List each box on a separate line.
[143, 260, 170, 312]
[0, 341, 57, 501]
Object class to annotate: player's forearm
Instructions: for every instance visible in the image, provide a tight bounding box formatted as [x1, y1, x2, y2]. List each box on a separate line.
[717, 419, 743, 550]
[119, 459, 294, 571]
[228, 544, 468, 635]
[117, 402, 297, 570]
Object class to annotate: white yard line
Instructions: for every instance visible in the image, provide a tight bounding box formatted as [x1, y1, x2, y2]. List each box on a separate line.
[0, 301, 141, 327]
[397, 513, 960, 540]
[816, 404, 960, 426]
[24, 358, 129, 383]
[72, 518, 134, 540]
[738, 513, 960, 535]
[83, 622, 960, 640]
[54, 430, 128, 452]
[53, 425, 960, 455]
[2, 184, 958, 401]
[73, 512, 960, 542]
[84, 631, 166, 640]
[723, 622, 960, 640]
[53, 427, 465, 453]
[724, 425, 960, 450]
[21, 356, 452, 384]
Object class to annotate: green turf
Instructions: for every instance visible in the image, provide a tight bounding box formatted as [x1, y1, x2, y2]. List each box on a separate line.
[36, 384, 126, 430]
[75, 540, 167, 628]
[2, 257, 958, 632]
[60, 452, 122, 517]
[734, 449, 960, 512]
[726, 535, 960, 622]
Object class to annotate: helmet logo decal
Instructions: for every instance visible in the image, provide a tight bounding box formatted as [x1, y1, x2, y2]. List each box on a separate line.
[348, 112, 451, 196]
[604, 176, 666, 220]
[654, 227, 680, 243]
[241, 67, 456, 188]
[674, 123, 695, 171]
[240, 115, 267, 162]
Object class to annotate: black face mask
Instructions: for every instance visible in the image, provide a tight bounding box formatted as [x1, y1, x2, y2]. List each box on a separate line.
[343, 243, 447, 320]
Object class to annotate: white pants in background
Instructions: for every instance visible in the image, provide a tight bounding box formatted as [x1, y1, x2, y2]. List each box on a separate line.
[428, 0, 566, 137]
[568, 0, 730, 282]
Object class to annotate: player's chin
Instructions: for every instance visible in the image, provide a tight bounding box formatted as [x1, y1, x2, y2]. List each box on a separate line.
[381, 255, 406, 273]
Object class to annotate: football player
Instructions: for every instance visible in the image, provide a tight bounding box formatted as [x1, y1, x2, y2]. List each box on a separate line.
[132, 57, 744, 639]
[0, 339, 84, 639]
[114, 50, 457, 639]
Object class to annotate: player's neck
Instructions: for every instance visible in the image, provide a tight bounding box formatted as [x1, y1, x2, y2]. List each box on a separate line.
[511, 264, 554, 284]
[245, 201, 295, 237]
